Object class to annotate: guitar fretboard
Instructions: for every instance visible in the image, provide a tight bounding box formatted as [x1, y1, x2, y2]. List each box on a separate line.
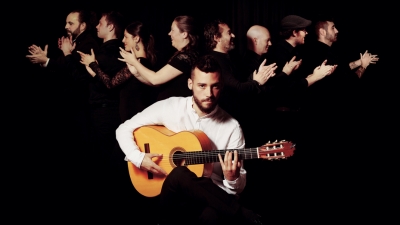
[178, 148, 260, 165]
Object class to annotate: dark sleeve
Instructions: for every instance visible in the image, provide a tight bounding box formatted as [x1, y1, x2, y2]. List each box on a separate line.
[240, 52, 262, 82]
[266, 46, 289, 74]
[224, 73, 262, 94]
[217, 57, 262, 95]
[90, 62, 131, 89]
[95, 43, 126, 76]
[272, 51, 289, 71]
[90, 57, 154, 89]
[167, 52, 193, 74]
[211, 52, 261, 94]
[288, 76, 309, 92]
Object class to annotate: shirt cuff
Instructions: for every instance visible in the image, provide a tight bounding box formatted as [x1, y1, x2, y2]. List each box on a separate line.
[223, 177, 239, 189]
[127, 150, 146, 168]
[41, 58, 50, 67]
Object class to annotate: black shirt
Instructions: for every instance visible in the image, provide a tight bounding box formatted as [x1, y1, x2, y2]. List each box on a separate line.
[156, 50, 198, 101]
[265, 40, 308, 110]
[301, 40, 360, 112]
[208, 50, 263, 119]
[89, 39, 125, 105]
[47, 30, 100, 107]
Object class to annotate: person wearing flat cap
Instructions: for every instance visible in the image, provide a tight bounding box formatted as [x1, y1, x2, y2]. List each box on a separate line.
[299, 14, 379, 114]
[267, 15, 312, 73]
[263, 14, 336, 144]
[265, 14, 334, 109]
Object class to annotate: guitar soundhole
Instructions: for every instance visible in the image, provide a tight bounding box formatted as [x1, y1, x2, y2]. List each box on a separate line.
[172, 150, 186, 167]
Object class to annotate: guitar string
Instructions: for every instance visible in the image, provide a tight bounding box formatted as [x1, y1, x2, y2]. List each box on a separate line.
[148, 148, 289, 165]
[167, 148, 286, 156]
[152, 148, 288, 157]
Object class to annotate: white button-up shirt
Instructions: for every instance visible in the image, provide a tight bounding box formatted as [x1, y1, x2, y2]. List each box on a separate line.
[116, 96, 246, 194]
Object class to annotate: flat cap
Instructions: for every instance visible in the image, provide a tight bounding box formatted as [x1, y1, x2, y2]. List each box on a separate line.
[280, 15, 311, 30]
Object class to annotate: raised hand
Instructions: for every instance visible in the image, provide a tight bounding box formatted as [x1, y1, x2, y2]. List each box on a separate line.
[330, 64, 338, 74]
[26, 44, 48, 64]
[118, 47, 139, 65]
[60, 36, 75, 56]
[77, 49, 96, 77]
[360, 50, 379, 68]
[218, 150, 241, 181]
[282, 56, 302, 75]
[140, 153, 167, 176]
[77, 48, 96, 66]
[253, 59, 277, 85]
[28, 44, 47, 55]
[311, 59, 336, 80]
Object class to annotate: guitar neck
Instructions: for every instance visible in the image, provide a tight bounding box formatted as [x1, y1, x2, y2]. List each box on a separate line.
[183, 148, 260, 165]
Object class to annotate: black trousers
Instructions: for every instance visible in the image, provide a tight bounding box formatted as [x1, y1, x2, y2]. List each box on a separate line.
[89, 104, 121, 169]
[158, 166, 244, 225]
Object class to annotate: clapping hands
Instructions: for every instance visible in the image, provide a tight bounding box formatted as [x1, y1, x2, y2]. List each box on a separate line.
[26, 44, 48, 64]
[77, 48, 96, 77]
[360, 50, 379, 68]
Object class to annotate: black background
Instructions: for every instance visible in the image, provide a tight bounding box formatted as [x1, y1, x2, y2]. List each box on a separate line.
[12, 1, 394, 223]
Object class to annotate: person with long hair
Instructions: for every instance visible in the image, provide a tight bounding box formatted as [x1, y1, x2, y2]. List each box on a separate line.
[78, 22, 159, 220]
[79, 21, 157, 122]
[119, 15, 199, 101]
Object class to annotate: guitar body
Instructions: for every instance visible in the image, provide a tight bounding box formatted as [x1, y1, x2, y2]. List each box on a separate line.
[128, 125, 212, 197]
[127, 125, 296, 197]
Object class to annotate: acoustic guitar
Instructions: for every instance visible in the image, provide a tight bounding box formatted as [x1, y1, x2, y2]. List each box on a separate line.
[128, 125, 296, 197]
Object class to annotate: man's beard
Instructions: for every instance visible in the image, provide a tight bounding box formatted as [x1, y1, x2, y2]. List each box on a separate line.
[228, 39, 235, 51]
[193, 95, 217, 114]
[222, 38, 235, 51]
[67, 27, 81, 40]
[327, 33, 337, 43]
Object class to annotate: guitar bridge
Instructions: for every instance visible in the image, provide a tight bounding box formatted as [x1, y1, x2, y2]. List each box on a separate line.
[144, 143, 153, 179]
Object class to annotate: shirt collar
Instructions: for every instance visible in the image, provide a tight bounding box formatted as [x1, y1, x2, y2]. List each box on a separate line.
[187, 96, 219, 119]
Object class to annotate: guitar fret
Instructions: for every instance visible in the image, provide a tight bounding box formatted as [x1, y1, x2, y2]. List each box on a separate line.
[183, 146, 294, 165]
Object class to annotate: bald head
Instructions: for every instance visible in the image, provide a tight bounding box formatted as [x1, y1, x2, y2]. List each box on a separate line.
[246, 25, 272, 55]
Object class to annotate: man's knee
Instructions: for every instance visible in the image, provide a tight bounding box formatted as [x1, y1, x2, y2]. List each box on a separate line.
[168, 166, 193, 179]
[163, 166, 193, 186]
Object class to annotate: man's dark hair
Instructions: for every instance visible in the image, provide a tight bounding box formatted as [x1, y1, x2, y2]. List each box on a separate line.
[103, 11, 126, 39]
[191, 55, 221, 79]
[280, 28, 306, 40]
[204, 19, 225, 51]
[70, 9, 97, 32]
[314, 14, 335, 37]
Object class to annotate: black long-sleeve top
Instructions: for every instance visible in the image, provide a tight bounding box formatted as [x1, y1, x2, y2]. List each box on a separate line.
[46, 30, 100, 107]
[88, 39, 125, 105]
[208, 50, 265, 118]
[300, 40, 360, 112]
[265, 40, 309, 110]
[90, 57, 157, 122]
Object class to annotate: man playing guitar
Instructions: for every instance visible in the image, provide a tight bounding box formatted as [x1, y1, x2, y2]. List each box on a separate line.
[116, 55, 269, 225]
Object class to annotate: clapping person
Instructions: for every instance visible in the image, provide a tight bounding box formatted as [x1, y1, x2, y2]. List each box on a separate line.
[78, 21, 157, 122]
[119, 15, 199, 101]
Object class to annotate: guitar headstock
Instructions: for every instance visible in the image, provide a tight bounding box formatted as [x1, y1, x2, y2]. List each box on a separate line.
[258, 140, 296, 160]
